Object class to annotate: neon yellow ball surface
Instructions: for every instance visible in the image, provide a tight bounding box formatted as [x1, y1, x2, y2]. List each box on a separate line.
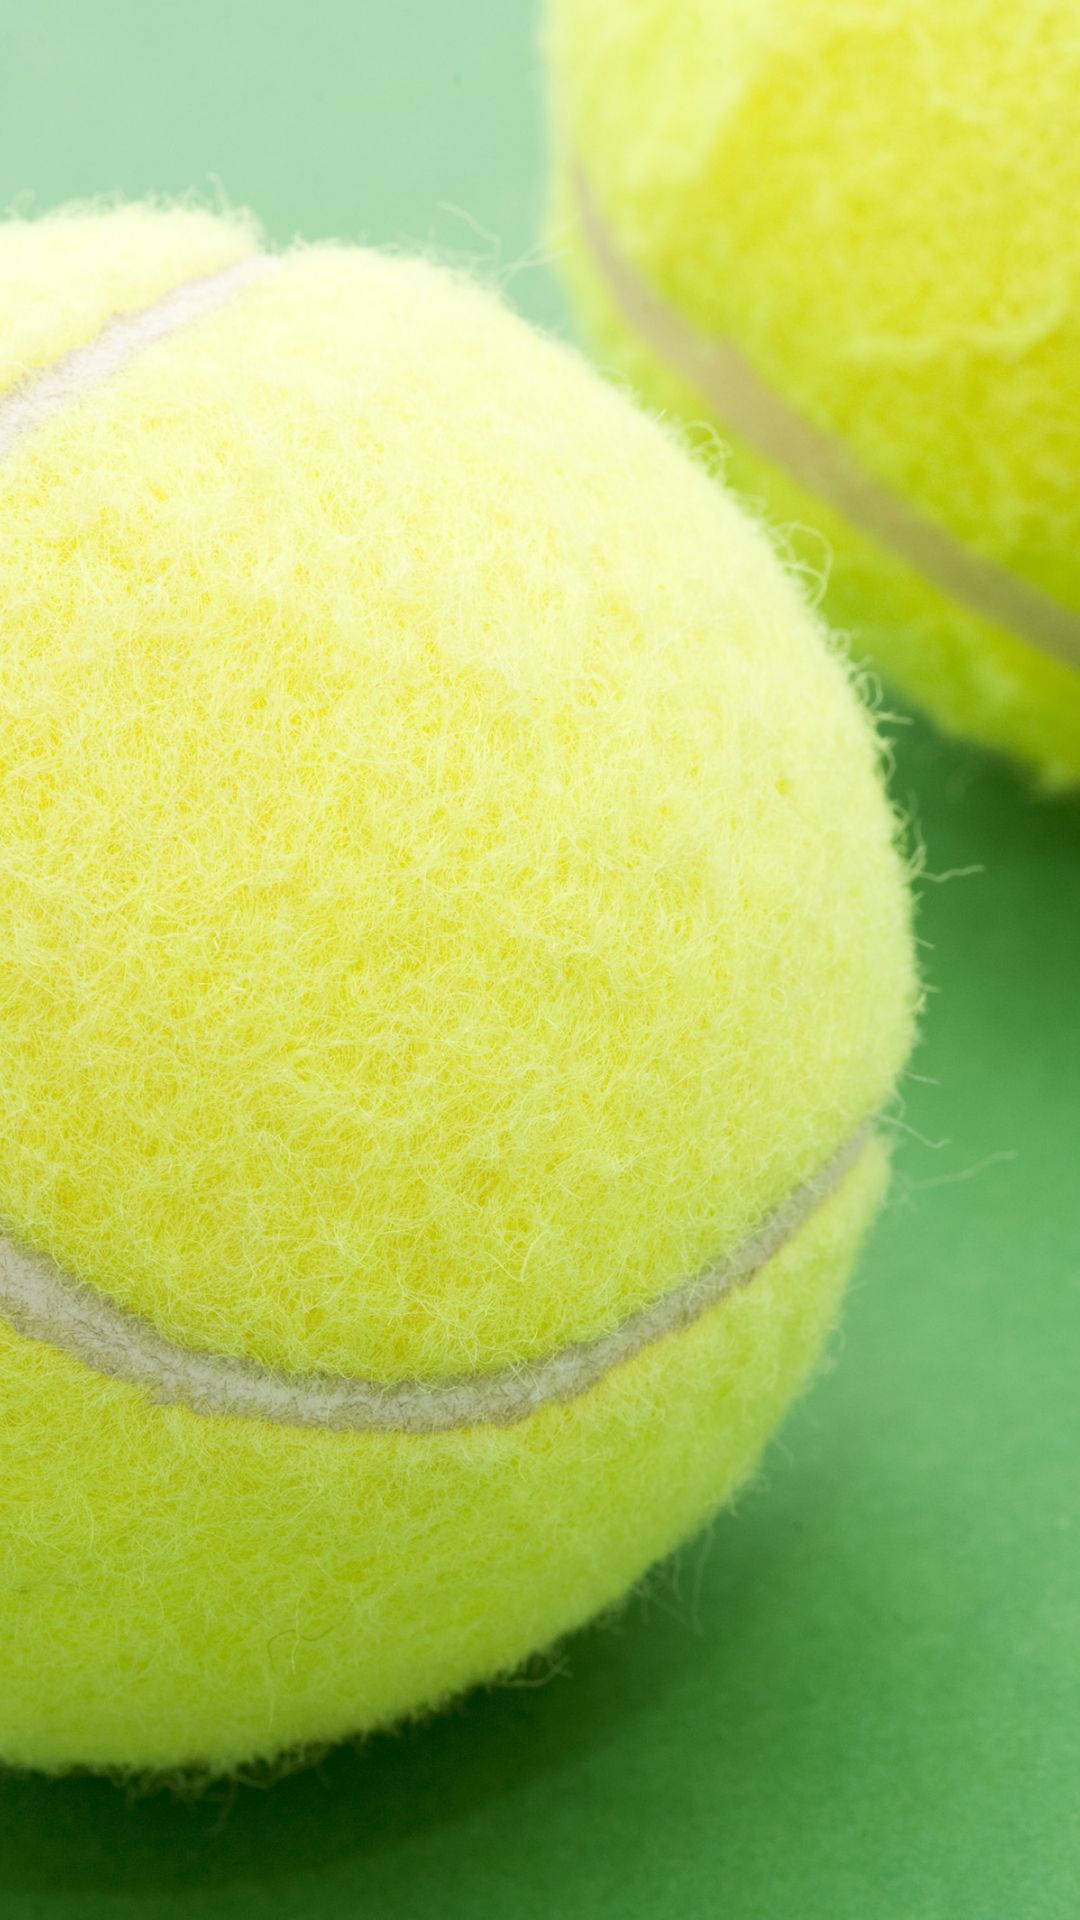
[548, 0, 1080, 785]
[0, 205, 915, 1774]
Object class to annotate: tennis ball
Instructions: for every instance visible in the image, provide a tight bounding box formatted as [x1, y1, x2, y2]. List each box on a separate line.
[0, 203, 915, 1777]
[546, 0, 1080, 786]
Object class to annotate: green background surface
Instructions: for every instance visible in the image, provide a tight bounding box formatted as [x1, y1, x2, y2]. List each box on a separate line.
[1, 3, 1077, 1915]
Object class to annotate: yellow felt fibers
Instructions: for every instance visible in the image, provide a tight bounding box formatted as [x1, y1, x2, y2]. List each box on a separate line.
[0, 206, 916, 1771]
[547, 0, 1080, 784]
[0, 220, 913, 1382]
[0, 1141, 884, 1775]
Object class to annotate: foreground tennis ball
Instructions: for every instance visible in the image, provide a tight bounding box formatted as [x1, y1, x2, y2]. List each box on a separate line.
[546, 0, 1080, 785]
[0, 204, 915, 1776]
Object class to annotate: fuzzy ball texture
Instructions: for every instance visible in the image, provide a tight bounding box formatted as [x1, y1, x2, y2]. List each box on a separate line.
[547, 0, 1080, 786]
[0, 204, 915, 1776]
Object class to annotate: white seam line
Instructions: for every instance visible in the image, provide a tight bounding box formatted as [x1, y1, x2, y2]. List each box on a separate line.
[0, 1121, 872, 1432]
[0, 253, 276, 459]
[574, 167, 1080, 675]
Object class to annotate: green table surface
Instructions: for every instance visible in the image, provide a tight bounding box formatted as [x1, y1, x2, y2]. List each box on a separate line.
[2, 5, 1078, 1915]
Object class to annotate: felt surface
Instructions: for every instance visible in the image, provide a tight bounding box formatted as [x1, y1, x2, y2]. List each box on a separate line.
[0, 203, 912, 1769]
[0, 214, 912, 1384]
[0, 1143, 886, 1773]
[547, 0, 1080, 785]
[0, 0, 1078, 1911]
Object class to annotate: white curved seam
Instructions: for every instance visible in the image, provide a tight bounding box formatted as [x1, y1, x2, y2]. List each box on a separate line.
[574, 167, 1080, 674]
[0, 1121, 872, 1433]
[0, 254, 276, 458]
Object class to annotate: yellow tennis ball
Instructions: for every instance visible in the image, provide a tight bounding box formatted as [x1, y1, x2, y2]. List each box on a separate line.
[0, 203, 916, 1776]
[546, 0, 1080, 786]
